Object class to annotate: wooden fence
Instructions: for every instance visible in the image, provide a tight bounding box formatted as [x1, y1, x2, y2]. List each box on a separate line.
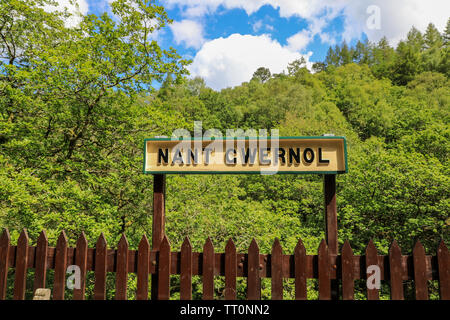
[0, 229, 449, 300]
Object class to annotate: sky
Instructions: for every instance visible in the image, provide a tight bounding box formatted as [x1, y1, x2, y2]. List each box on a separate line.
[47, 0, 449, 91]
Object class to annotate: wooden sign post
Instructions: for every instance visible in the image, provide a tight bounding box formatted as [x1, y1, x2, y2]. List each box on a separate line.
[146, 136, 348, 299]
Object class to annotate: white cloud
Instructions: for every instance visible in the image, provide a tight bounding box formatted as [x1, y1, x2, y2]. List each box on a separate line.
[42, 0, 89, 27]
[340, 1, 450, 45]
[188, 34, 311, 90]
[162, 0, 450, 45]
[170, 19, 205, 49]
[252, 20, 274, 33]
[287, 30, 313, 52]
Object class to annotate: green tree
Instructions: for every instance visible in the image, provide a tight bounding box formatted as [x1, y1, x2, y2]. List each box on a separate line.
[0, 0, 189, 242]
[287, 57, 307, 76]
[424, 23, 443, 49]
[251, 67, 271, 83]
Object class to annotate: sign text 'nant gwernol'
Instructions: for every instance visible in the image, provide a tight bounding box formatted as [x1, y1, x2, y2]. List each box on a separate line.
[143, 137, 347, 174]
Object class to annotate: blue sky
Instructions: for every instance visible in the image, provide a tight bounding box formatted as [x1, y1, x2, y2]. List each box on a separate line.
[59, 0, 449, 90]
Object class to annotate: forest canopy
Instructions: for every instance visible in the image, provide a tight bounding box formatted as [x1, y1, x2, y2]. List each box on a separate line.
[0, 0, 448, 299]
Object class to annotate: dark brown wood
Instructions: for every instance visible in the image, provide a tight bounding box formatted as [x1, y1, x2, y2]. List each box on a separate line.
[271, 238, 283, 300]
[94, 233, 108, 300]
[324, 174, 339, 300]
[0, 229, 10, 300]
[389, 241, 404, 300]
[437, 240, 450, 300]
[224, 238, 237, 300]
[152, 174, 166, 250]
[341, 241, 354, 300]
[247, 239, 261, 300]
[180, 237, 192, 300]
[33, 231, 48, 293]
[115, 234, 129, 300]
[158, 235, 171, 300]
[413, 241, 428, 300]
[13, 229, 29, 300]
[1, 231, 449, 301]
[324, 175, 338, 255]
[318, 239, 331, 300]
[151, 174, 165, 300]
[136, 234, 150, 300]
[294, 238, 307, 300]
[202, 238, 215, 300]
[73, 232, 88, 300]
[365, 239, 379, 300]
[53, 231, 68, 300]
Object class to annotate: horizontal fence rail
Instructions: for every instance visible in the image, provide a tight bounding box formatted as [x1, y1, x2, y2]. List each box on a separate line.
[0, 229, 449, 300]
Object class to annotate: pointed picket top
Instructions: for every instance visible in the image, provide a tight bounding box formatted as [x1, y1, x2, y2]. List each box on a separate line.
[0, 229, 10, 247]
[365, 239, 378, 255]
[438, 239, 448, 254]
[96, 232, 107, 250]
[437, 239, 450, 300]
[342, 240, 353, 255]
[56, 230, 68, 247]
[17, 229, 29, 246]
[225, 238, 235, 252]
[204, 237, 214, 251]
[295, 238, 305, 255]
[318, 239, 328, 253]
[77, 231, 88, 247]
[272, 238, 283, 254]
[117, 233, 129, 250]
[138, 234, 149, 250]
[182, 236, 192, 250]
[389, 240, 402, 255]
[249, 238, 259, 251]
[413, 240, 425, 255]
[37, 230, 48, 245]
[160, 234, 171, 251]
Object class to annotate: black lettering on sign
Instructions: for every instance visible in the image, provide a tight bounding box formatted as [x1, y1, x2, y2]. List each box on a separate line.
[303, 148, 314, 164]
[187, 148, 198, 165]
[172, 149, 184, 164]
[289, 148, 300, 164]
[259, 147, 270, 165]
[318, 148, 330, 164]
[158, 148, 168, 164]
[225, 148, 237, 164]
[275, 148, 286, 164]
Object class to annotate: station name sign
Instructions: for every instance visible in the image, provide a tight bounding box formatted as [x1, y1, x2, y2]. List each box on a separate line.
[143, 136, 347, 174]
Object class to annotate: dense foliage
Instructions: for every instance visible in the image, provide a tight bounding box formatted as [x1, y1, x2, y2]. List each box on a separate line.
[0, 1, 448, 299]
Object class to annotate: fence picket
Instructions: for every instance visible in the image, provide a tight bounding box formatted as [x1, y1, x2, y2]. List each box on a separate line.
[53, 231, 68, 300]
[271, 238, 283, 300]
[341, 241, 354, 300]
[202, 238, 214, 300]
[115, 234, 129, 300]
[0, 229, 10, 300]
[0, 232, 448, 301]
[136, 234, 150, 300]
[224, 238, 237, 300]
[413, 241, 428, 300]
[389, 241, 404, 300]
[294, 238, 307, 300]
[180, 237, 192, 300]
[33, 231, 48, 293]
[365, 240, 379, 300]
[73, 232, 88, 300]
[247, 239, 261, 300]
[318, 239, 331, 300]
[437, 240, 449, 300]
[94, 233, 108, 300]
[13, 229, 29, 300]
[158, 235, 171, 300]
